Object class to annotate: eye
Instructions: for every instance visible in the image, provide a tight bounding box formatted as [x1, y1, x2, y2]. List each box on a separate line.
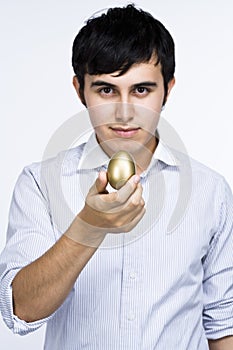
[134, 87, 149, 96]
[137, 87, 147, 93]
[99, 87, 114, 95]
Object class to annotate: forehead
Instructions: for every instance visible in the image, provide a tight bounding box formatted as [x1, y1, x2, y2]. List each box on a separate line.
[84, 60, 163, 87]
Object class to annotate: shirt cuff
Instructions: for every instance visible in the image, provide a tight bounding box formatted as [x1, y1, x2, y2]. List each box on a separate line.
[0, 268, 53, 335]
[204, 302, 233, 340]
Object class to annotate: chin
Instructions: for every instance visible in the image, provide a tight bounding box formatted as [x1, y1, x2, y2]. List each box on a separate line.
[112, 141, 144, 156]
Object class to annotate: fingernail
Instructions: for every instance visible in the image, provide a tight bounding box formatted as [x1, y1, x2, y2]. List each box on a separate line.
[133, 175, 140, 184]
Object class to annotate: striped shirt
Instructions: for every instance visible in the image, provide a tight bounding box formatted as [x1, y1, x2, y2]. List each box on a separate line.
[0, 133, 233, 349]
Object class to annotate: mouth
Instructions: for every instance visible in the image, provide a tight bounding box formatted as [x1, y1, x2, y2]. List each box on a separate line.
[110, 126, 140, 138]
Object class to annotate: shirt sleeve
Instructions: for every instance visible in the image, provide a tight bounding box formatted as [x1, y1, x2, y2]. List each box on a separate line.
[0, 164, 57, 335]
[202, 177, 233, 339]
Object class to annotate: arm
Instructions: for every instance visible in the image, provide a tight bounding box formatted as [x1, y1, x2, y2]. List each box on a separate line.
[203, 178, 233, 343]
[12, 234, 100, 322]
[208, 336, 233, 350]
[12, 171, 145, 322]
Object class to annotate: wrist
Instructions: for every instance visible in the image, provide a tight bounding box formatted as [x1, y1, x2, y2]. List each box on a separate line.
[65, 213, 107, 248]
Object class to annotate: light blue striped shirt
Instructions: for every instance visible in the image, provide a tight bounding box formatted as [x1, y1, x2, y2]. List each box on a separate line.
[0, 133, 233, 349]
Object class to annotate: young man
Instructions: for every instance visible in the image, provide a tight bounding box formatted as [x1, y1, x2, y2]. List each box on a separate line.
[0, 4, 233, 349]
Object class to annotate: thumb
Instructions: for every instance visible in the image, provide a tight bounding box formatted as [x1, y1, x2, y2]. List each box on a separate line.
[93, 171, 108, 194]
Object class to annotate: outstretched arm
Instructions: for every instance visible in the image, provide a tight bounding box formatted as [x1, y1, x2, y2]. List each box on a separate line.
[12, 172, 145, 322]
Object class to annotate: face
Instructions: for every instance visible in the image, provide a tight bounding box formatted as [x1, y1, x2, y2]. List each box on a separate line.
[73, 60, 175, 169]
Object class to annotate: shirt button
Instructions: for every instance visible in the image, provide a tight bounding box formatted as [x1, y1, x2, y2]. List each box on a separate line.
[127, 312, 136, 321]
[129, 271, 137, 280]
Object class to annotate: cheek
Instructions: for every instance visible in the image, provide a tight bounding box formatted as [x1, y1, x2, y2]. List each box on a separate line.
[150, 93, 164, 111]
[144, 87, 165, 108]
[134, 104, 160, 131]
[141, 114, 160, 140]
[87, 103, 116, 128]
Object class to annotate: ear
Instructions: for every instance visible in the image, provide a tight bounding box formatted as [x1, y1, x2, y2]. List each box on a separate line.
[162, 77, 175, 107]
[166, 77, 175, 99]
[72, 76, 86, 106]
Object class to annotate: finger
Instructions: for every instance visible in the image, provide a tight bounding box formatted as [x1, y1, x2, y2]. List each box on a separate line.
[118, 183, 143, 214]
[123, 206, 146, 232]
[89, 171, 108, 196]
[116, 174, 141, 204]
[109, 206, 146, 233]
[96, 171, 108, 193]
[130, 183, 144, 207]
[105, 182, 144, 215]
[98, 174, 140, 205]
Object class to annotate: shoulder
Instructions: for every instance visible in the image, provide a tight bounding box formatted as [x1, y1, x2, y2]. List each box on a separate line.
[20, 142, 86, 184]
[189, 156, 231, 195]
[174, 149, 227, 184]
[171, 149, 232, 205]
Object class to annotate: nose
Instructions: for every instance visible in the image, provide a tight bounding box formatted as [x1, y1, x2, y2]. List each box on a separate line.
[115, 102, 135, 123]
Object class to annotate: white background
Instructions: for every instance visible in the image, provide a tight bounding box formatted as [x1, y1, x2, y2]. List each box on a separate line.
[0, 0, 233, 348]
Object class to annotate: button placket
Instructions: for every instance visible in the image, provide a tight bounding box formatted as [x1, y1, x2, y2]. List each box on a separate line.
[129, 271, 137, 280]
[127, 311, 136, 321]
[119, 239, 144, 329]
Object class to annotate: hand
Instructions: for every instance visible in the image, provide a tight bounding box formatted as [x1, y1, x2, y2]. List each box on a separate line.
[78, 171, 145, 234]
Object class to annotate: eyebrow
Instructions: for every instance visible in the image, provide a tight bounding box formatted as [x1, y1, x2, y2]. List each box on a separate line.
[91, 81, 116, 88]
[90, 80, 158, 89]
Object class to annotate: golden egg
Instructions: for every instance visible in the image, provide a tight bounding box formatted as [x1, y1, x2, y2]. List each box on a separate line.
[107, 151, 136, 190]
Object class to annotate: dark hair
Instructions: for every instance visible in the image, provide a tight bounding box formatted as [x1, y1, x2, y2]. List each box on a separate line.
[72, 4, 175, 102]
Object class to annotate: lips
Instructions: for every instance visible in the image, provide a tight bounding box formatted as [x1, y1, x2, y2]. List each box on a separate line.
[110, 126, 140, 138]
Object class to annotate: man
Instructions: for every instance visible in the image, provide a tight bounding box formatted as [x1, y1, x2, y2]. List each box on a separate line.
[0, 4, 233, 349]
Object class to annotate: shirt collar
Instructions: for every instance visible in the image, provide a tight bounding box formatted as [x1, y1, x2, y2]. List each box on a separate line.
[152, 137, 180, 167]
[78, 132, 179, 171]
[77, 133, 109, 170]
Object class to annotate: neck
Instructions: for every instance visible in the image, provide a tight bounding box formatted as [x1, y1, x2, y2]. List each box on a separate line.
[133, 137, 157, 175]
